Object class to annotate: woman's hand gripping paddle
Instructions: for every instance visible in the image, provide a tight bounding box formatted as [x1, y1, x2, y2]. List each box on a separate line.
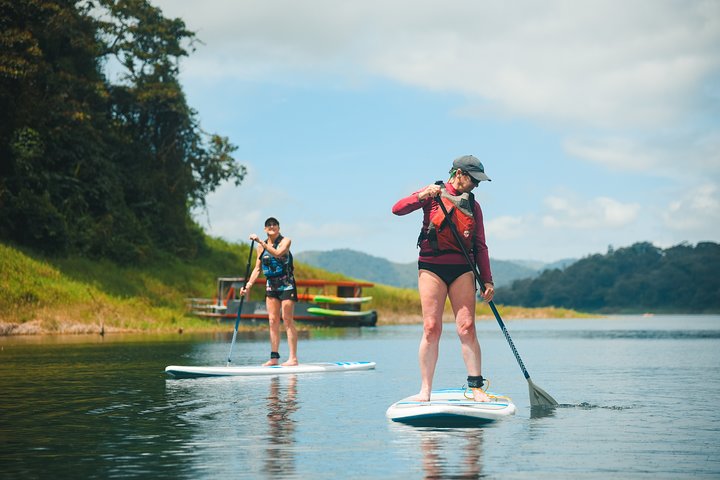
[435, 195, 558, 407]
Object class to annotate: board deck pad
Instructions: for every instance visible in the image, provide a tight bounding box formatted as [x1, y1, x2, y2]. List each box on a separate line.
[165, 361, 376, 378]
[386, 388, 516, 427]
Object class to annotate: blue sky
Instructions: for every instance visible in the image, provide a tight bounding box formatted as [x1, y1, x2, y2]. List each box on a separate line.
[151, 0, 719, 264]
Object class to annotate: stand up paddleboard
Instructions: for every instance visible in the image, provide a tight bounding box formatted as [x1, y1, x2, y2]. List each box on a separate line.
[386, 388, 516, 427]
[165, 361, 376, 379]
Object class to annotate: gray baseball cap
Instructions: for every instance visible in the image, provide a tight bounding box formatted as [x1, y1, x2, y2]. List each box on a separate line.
[452, 155, 491, 182]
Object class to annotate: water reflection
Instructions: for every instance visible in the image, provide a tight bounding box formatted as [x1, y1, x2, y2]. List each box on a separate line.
[264, 375, 298, 476]
[392, 425, 486, 479]
[530, 405, 557, 419]
[421, 429, 484, 479]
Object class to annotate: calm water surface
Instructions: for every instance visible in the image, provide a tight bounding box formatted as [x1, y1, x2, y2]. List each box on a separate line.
[1, 315, 719, 479]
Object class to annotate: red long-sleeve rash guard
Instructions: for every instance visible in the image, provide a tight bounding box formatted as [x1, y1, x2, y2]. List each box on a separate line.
[392, 182, 493, 285]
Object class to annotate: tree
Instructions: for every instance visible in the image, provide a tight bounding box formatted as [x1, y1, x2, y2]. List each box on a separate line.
[98, 0, 246, 257]
[1, 0, 120, 254]
[0, 0, 246, 261]
[496, 242, 720, 313]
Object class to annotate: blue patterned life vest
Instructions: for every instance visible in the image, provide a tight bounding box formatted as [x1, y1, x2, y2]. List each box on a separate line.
[260, 235, 293, 278]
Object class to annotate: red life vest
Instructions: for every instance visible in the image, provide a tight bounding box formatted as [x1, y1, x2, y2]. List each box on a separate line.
[418, 182, 475, 256]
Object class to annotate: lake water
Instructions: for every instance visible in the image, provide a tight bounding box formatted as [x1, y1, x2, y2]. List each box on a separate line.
[1, 315, 719, 479]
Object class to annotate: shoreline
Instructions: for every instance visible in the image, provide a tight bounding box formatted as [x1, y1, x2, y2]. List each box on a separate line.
[0, 241, 599, 338]
[5, 311, 713, 337]
[0, 310, 597, 336]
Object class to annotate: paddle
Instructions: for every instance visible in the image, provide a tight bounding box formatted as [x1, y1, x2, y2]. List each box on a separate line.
[226, 239, 256, 366]
[435, 193, 558, 407]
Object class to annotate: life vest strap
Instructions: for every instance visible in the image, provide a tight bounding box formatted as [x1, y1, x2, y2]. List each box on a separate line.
[417, 181, 476, 256]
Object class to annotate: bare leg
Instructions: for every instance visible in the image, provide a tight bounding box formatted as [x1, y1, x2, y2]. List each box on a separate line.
[281, 299, 298, 366]
[448, 272, 489, 402]
[263, 297, 281, 366]
[414, 270, 447, 401]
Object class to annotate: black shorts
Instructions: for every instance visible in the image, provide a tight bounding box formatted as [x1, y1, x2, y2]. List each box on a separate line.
[418, 261, 472, 287]
[266, 288, 298, 301]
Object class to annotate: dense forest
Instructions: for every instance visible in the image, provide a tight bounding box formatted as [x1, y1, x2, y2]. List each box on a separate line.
[495, 242, 720, 313]
[0, 0, 245, 262]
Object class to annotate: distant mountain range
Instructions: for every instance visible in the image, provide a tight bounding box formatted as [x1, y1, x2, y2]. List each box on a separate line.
[294, 249, 575, 289]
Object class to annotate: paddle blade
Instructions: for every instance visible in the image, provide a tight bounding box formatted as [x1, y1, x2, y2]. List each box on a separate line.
[528, 378, 558, 407]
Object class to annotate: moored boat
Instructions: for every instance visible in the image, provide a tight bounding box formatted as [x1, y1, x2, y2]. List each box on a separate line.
[188, 277, 378, 327]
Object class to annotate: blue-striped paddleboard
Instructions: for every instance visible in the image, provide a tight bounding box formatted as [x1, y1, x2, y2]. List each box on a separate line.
[386, 388, 516, 427]
[165, 361, 376, 378]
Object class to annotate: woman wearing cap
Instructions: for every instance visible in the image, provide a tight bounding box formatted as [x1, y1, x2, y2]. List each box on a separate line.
[392, 155, 495, 402]
[241, 217, 299, 366]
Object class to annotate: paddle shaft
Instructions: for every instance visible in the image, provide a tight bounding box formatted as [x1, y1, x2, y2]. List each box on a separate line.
[227, 239, 255, 366]
[434, 196, 531, 380]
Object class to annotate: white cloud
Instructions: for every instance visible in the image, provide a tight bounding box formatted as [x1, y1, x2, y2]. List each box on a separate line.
[564, 128, 720, 178]
[191, 162, 293, 242]
[372, 4, 719, 129]
[663, 183, 720, 230]
[152, 0, 720, 185]
[542, 195, 640, 229]
[564, 137, 658, 173]
[485, 215, 526, 240]
[154, 0, 720, 129]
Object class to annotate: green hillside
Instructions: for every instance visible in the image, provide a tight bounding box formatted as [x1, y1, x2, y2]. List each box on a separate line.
[0, 237, 360, 334]
[0, 239, 585, 335]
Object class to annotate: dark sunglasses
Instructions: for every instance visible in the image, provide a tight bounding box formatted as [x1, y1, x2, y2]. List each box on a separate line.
[265, 222, 279, 227]
[465, 173, 480, 186]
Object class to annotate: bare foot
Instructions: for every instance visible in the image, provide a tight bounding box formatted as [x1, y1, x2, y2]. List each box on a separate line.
[281, 359, 298, 366]
[409, 391, 431, 402]
[263, 359, 279, 366]
[471, 388, 491, 402]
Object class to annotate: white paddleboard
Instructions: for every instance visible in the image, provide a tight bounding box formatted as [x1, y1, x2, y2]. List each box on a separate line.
[386, 388, 516, 427]
[165, 361, 376, 378]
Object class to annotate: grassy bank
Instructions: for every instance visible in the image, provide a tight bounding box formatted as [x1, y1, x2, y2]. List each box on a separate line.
[0, 240, 588, 335]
